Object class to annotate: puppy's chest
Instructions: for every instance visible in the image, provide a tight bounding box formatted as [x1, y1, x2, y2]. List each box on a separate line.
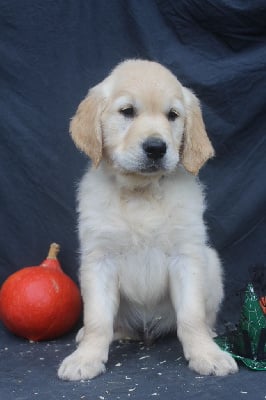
[117, 187, 177, 246]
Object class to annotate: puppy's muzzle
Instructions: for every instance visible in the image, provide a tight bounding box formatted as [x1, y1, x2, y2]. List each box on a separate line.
[142, 137, 167, 160]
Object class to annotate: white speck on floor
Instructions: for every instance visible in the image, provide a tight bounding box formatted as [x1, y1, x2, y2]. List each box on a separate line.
[139, 355, 150, 360]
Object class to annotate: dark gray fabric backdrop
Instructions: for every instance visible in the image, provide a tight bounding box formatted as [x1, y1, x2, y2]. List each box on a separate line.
[1, 0, 265, 322]
[0, 0, 266, 351]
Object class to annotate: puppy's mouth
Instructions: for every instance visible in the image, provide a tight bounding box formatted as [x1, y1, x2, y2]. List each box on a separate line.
[140, 161, 165, 174]
[111, 143, 178, 176]
[114, 159, 166, 177]
[113, 154, 172, 176]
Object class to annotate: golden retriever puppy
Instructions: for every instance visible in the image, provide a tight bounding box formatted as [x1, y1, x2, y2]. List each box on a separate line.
[58, 60, 238, 380]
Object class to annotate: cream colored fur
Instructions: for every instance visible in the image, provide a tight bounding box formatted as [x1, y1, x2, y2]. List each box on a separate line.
[58, 60, 237, 380]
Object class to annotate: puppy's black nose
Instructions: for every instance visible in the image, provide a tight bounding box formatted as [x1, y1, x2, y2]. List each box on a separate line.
[142, 137, 167, 160]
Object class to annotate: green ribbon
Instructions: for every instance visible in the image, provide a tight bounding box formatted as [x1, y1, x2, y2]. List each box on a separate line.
[215, 284, 266, 370]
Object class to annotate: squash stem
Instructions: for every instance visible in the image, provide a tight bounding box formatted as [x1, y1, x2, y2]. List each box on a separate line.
[47, 243, 60, 259]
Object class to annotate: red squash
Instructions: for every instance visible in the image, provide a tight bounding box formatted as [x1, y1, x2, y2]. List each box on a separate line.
[0, 243, 82, 341]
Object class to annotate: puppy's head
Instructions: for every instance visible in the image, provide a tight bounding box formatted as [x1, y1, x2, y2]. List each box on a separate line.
[70, 60, 214, 176]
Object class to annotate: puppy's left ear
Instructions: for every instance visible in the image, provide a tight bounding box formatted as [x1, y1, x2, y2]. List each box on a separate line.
[181, 87, 215, 175]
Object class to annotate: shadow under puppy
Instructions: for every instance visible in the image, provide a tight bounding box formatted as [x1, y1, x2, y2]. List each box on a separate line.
[58, 60, 238, 380]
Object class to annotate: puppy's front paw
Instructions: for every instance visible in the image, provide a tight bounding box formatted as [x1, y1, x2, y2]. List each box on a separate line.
[188, 346, 238, 376]
[58, 348, 106, 381]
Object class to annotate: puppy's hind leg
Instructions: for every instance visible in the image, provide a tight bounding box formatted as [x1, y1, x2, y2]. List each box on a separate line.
[76, 326, 141, 344]
[204, 247, 224, 337]
[113, 304, 143, 342]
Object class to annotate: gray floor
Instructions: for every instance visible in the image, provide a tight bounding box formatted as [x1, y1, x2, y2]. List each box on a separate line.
[1, 323, 265, 400]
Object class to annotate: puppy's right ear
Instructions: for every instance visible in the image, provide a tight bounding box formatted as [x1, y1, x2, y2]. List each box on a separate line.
[70, 85, 105, 167]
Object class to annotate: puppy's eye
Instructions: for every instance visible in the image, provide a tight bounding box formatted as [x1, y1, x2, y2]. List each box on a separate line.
[167, 109, 179, 121]
[119, 106, 135, 118]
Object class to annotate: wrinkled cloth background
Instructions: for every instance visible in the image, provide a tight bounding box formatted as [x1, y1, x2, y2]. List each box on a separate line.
[0, 1, 266, 399]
